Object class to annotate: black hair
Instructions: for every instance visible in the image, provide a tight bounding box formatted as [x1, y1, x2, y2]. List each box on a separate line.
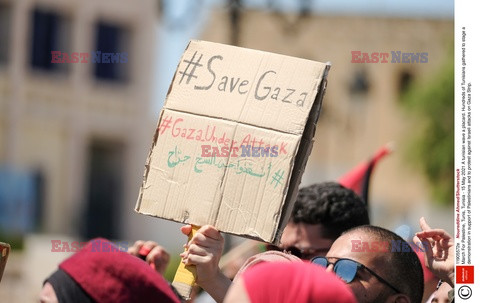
[346, 225, 424, 303]
[291, 182, 370, 238]
[45, 269, 95, 302]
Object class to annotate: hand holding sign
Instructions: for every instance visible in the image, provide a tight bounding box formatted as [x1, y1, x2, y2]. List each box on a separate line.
[180, 225, 223, 284]
[178, 225, 232, 302]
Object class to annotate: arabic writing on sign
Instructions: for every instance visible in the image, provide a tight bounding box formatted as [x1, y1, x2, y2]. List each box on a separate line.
[167, 146, 190, 168]
[166, 146, 285, 189]
[194, 156, 271, 178]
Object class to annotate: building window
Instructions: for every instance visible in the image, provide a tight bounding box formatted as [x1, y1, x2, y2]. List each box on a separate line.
[30, 7, 71, 72]
[82, 140, 125, 239]
[0, 166, 40, 234]
[0, 3, 12, 64]
[398, 70, 413, 96]
[349, 69, 370, 96]
[93, 22, 130, 82]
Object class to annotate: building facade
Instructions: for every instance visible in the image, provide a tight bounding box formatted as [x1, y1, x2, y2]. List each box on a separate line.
[0, 0, 157, 239]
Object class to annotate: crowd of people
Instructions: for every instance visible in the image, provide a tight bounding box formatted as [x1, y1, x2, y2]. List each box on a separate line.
[37, 182, 454, 303]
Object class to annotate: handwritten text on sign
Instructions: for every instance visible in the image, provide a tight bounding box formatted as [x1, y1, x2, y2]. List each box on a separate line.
[177, 51, 309, 107]
[158, 113, 291, 191]
[158, 115, 289, 155]
[167, 146, 286, 189]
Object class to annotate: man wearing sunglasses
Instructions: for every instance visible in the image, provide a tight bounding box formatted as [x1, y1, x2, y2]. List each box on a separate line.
[313, 225, 424, 303]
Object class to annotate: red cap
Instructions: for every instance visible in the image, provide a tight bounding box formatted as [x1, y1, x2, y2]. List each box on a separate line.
[59, 238, 180, 303]
[241, 261, 357, 303]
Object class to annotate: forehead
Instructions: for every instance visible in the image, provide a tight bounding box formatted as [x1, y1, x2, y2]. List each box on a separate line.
[326, 231, 386, 269]
[281, 222, 335, 247]
[224, 277, 251, 303]
[39, 282, 58, 303]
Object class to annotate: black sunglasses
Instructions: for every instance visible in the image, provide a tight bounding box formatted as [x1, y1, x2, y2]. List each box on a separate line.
[311, 256, 402, 294]
[266, 244, 329, 260]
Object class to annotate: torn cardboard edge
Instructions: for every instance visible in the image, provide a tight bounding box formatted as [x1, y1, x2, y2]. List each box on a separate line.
[273, 64, 330, 242]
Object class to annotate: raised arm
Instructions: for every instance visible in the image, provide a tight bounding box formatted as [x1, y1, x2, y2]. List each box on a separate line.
[413, 217, 454, 287]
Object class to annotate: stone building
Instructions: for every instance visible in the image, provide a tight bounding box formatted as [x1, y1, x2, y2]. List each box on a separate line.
[0, 0, 157, 299]
[0, 0, 157, 238]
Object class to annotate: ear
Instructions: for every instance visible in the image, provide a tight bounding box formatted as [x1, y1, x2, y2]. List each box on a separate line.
[390, 294, 411, 303]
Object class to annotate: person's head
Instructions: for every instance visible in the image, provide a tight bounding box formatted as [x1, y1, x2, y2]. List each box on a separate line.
[233, 250, 301, 282]
[430, 281, 452, 303]
[39, 238, 180, 303]
[279, 182, 369, 259]
[321, 225, 424, 303]
[225, 261, 357, 303]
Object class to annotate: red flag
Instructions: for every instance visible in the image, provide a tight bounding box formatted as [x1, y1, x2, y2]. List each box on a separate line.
[338, 143, 393, 204]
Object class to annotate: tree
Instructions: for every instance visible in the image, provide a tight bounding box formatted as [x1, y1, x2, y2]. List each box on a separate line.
[401, 51, 454, 205]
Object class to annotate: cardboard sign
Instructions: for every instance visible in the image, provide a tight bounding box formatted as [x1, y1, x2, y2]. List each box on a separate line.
[136, 40, 330, 243]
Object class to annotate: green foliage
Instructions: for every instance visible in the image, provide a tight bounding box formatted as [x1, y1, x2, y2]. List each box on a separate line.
[164, 253, 182, 282]
[0, 230, 24, 250]
[401, 54, 454, 205]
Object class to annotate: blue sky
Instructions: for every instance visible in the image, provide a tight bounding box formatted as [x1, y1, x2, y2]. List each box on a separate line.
[243, 0, 453, 19]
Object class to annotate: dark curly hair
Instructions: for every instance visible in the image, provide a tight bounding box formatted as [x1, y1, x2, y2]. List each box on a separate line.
[291, 182, 370, 238]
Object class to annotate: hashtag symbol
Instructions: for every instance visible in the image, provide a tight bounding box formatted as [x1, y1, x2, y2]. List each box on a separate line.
[158, 116, 173, 135]
[178, 51, 203, 85]
[270, 169, 285, 189]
